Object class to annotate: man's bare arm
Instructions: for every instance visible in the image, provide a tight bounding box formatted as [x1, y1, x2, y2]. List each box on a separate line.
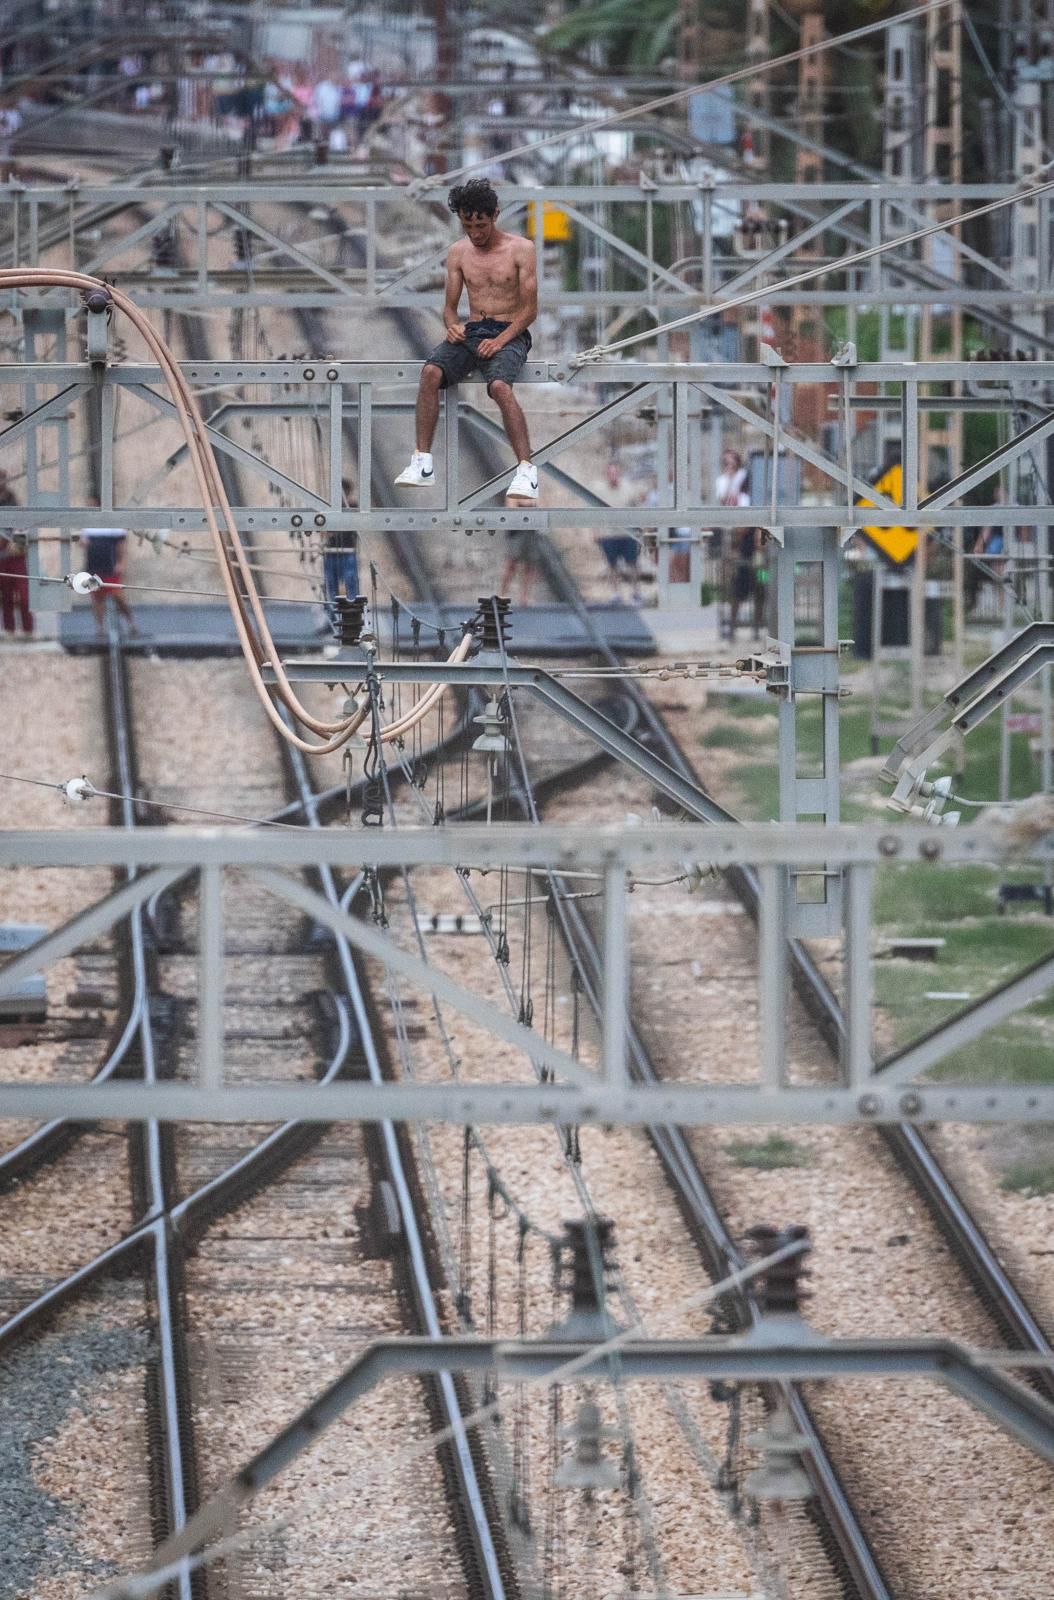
[443, 248, 466, 342]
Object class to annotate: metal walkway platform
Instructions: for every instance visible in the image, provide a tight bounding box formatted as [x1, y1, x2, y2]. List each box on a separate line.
[58, 602, 657, 657]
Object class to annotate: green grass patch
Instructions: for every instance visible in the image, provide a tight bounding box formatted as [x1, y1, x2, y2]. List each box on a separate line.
[872, 912, 1054, 1086]
[703, 693, 775, 721]
[999, 1157, 1054, 1196]
[700, 719, 776, 752]
[926, 1024, 1054, 1084]
[724, 1133, 812, 1170]
[874, 863, 1005, 922]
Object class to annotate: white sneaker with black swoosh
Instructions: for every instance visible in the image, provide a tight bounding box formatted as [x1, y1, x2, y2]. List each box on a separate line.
[394, 451, 435, 487]
[507, 461, 539, 501]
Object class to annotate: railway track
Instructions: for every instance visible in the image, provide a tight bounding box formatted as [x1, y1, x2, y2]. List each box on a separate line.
[282, 220, 1054, 1592]
[270, 284, 878, 1591]
[3, 136, 1054, 1597]
[0, 193, 513, 1600]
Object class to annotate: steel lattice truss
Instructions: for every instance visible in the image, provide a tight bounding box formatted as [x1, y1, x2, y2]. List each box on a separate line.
[4, 354, 1054, 541]
[0, 178, 1047, 319]
[2, 819, 1053, 1128]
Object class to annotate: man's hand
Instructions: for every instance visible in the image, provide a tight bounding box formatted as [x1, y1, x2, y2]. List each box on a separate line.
[476, 335, 507, 359]
[445, 322, 467, 344]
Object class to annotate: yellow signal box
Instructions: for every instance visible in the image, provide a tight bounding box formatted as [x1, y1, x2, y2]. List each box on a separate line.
[857, 461, 920, 565]
[527, 200, 572, 243]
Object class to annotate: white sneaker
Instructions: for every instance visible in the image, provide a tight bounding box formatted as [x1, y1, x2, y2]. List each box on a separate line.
[507, 461, 539, 500]
[394, 451, 435, 487]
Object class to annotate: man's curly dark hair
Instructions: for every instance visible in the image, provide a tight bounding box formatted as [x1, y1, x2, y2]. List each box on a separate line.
[448, 178, 499, 218]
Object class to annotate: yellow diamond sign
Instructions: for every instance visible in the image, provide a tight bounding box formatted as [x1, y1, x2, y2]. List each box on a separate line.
[857, 462, 919, 566]
[527, 200, 572, 243]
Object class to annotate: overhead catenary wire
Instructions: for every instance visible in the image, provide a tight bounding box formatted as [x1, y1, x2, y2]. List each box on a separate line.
[0, 768, 311, 830]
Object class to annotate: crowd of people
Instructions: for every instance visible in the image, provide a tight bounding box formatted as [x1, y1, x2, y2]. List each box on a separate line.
[203, 57, 387, 154]
[0, 48, 388, 158]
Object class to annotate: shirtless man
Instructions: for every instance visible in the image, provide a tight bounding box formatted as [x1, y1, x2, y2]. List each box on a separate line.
[395, 178, 539, 502]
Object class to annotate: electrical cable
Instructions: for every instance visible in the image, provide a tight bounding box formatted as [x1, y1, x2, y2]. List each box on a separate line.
[7, 570, 320, 606]
[0, 266, 472, 755]
[0, 768, 309, 830]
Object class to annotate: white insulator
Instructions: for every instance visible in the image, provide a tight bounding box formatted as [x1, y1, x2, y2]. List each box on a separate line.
[63, 776, 96, 804]
[68, 570, 102, 594]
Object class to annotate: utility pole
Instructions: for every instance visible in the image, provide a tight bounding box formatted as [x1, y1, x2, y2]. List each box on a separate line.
[1007, 1, 1054, 825]
[911, 1, 964, 719]
[745, 0, 771, 170]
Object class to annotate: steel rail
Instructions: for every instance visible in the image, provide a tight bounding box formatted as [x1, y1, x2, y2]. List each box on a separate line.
[548, 886, 892, 1600]
[529, 481, 1054, 1405]
[210, 275, 510, 1595]
[102, 623, 194, 1600]
[0, 163, 509, 1600]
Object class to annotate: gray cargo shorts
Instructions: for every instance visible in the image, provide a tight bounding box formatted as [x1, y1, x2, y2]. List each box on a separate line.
[425, 318, 532, 393]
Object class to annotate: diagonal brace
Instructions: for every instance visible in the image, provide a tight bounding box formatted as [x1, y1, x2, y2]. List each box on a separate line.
[698, 381, 901, 511]
[718, 200, 863, 299]
[0, 384, 90, 459]
[876, 948, 1054, 1088]
[0, 865, 185, 998]
[212, 202, 359, 301]
[459, 383, 656, 509]
[921, 407, 1054, 513]
[251, 866, 600, 1088]
[127, 388, 328, 509]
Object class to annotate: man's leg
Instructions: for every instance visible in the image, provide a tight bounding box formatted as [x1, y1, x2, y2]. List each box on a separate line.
[14, 561, 32, 633]
[415, 363, 444, 453]
[0, 561, 15, 632]
[116, 593, 141, 635]
[489, 380, 531, 462]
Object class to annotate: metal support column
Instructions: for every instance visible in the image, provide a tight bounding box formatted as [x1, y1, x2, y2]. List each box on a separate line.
[22, 306, 72, 618]
[602, 864, 628, 1089]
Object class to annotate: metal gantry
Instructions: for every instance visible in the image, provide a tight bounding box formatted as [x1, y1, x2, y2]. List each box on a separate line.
[2, 819, 1053, 1128]
[6, 355, 1054, 536]
[7, 345, 1054, 905]
[2, 178, 1052, 319]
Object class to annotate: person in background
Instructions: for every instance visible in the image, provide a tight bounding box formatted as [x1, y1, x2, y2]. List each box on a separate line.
[715, 449, 758, 638]
[81, 511, 139, 640]
[499, 526, 543, 606]
[716, 446, 749, 507]
[312, 75, 342, 140]
[597, 531, 643, 604]
[0, 470, 32, 638]
[323, 477, 360, 627]
[728, 524, 764, 640]
[965, 519, 1006, 613]
[0, 101, 23, 161]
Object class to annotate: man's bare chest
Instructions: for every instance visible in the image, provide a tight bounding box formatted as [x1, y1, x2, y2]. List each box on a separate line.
[461, 249, 520, 297]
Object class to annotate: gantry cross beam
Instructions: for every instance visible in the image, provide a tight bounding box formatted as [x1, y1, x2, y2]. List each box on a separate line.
[2, 821, 1053, 1129]
[0, 180, 1046, 320]
[4, 357, 1053, 536]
